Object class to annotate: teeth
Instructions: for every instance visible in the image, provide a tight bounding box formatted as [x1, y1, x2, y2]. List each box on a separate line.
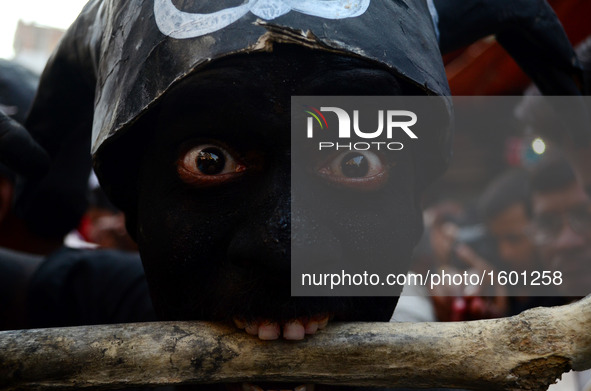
[283, 320, 305, 340]
[245, 323, 259, 336]
[233, 314, 331, 340]
[317, 316, 329, 329]
[233, 318, 247, 329]
[258, 322, 280, 340]
[304, 320, 318, 335]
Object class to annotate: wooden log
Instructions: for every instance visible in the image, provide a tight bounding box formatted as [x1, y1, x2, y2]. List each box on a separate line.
[1, 296, 590, 391]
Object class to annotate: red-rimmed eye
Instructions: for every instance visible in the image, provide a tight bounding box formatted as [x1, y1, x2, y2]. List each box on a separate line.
[177, 144, 246, 187]
[317, 151, 391, 191]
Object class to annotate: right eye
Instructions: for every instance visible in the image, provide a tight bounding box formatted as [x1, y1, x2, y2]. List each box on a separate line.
[177, 144, 246, 187]
[316, 150, 391, 191]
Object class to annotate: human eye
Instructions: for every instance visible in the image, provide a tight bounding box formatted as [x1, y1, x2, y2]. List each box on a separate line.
[177, 143, 247, 187]
[316, 150, 391, 191]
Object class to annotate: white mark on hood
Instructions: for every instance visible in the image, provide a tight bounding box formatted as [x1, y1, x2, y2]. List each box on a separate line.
[154, 0, 371, 39]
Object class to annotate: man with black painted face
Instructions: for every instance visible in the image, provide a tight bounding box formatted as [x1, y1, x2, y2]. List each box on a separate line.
[23, 0, 453, 344]
[130, 46, 426, 340]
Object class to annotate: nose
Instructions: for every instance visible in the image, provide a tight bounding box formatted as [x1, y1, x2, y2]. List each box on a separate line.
[226, 164, 292, 273]
[226, 197, 291, 273]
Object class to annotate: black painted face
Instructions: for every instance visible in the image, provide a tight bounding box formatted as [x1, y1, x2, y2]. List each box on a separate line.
[134, 46, 424, 324]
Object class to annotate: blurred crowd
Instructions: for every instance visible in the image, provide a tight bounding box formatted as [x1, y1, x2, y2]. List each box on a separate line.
[393, 154, 590, 323]
[0, 58, 153, 332]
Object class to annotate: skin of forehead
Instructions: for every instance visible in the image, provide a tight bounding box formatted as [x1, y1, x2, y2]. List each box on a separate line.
[151, 49, 410, 147]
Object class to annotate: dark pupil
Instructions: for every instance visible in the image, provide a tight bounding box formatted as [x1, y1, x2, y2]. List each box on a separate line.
[341, 153, 369, 178]
[196, 148, 226, 175]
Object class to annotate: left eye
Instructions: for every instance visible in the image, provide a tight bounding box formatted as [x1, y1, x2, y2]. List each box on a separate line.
[177, 144, 246, 187]
[317, 150, 390, 190]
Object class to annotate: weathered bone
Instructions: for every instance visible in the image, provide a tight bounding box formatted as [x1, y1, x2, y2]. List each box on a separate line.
[1, 295, 590, 391]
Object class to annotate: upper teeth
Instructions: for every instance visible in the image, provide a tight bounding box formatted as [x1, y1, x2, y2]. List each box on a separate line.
[233, 315, 330, 340]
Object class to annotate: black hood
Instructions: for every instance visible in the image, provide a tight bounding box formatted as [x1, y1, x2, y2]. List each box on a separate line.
[66, 0, 451, 156]
[25, 0, 453, 215]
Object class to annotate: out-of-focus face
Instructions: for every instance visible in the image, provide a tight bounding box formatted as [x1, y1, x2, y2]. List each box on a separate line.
[132, 47, 423, 343]
[532, 182, 591, 296]
[487, 203, 536, 271]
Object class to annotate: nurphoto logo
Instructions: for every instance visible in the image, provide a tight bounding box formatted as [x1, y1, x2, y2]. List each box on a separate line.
[304, 106, 418, 151]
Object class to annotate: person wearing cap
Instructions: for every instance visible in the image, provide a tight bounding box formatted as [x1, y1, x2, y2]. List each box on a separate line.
[2, 0, 585, 389]
[22, 0, 455, 344]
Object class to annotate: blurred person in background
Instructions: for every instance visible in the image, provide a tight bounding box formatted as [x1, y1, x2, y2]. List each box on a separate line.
[427, 193, 508, 321]
[529, 154, 591, 300]
[68, 173, 138, 251]
[475, 168, 559, 316]
[0, 60, 154, 331]
[0, 59, 45, 330]
[529, 154, 591, 391]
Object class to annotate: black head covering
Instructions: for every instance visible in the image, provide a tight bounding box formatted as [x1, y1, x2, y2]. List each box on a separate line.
[26, 0, 453, 211]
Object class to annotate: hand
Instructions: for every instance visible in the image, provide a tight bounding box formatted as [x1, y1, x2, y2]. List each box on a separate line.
[453, 244, 509, 319]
